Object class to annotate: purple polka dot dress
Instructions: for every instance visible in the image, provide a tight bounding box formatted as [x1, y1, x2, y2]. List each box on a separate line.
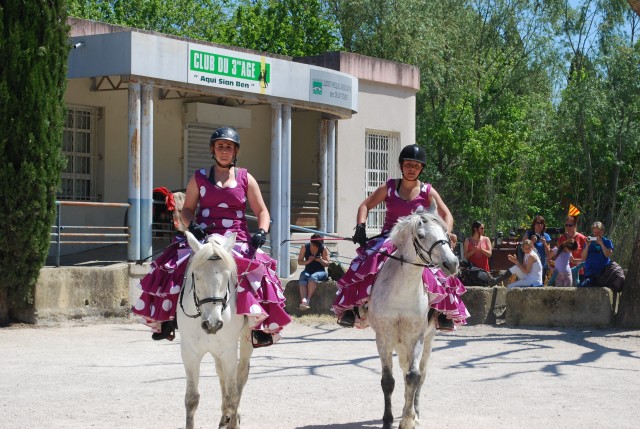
[132, 168, 291, 340]
[332, 179, 469, 329]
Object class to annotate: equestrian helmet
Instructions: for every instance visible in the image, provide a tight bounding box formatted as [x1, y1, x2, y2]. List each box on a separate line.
[210, 127, 240, 148]
[398, 144, 426, 165]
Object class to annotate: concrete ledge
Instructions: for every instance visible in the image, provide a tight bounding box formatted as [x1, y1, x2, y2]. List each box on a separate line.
[506, 287, 614, 328]
[283, 281, 505, 326]
[284, 280, 338, 316]
[460, 286, 507, 325]
[35, 263, 131, 320]
[34, 266, 616, 329]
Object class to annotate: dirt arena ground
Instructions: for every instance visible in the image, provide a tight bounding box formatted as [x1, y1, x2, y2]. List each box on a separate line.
[2, 317, 639, 429]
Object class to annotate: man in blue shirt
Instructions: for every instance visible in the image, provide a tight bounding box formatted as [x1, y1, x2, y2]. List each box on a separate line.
[579, 221, 614, 286]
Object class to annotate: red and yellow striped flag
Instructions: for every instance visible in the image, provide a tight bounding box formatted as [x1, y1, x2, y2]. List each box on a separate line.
[568, 203, 581, 216]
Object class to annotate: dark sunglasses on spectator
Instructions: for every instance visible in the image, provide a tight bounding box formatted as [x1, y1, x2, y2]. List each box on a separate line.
[565, 224, 575, 227]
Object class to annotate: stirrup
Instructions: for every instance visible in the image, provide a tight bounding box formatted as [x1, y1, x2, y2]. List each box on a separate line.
[251, 330, 273, 348]
[338, 309, 356, 328]
[436, 313, 455, 332]
[152, 321, 175, 341]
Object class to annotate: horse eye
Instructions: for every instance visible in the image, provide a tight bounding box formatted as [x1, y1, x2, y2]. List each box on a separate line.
[417, 230, 426, 239]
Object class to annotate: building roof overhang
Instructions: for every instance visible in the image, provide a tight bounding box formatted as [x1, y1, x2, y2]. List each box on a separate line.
[68, 29, 358, 119]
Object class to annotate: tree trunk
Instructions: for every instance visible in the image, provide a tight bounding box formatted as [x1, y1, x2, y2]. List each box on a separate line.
[0, 288, 9, 326]
[615, 230, 640, 328]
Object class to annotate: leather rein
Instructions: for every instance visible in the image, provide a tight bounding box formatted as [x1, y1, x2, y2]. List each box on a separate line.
[376, 236, 450, 268]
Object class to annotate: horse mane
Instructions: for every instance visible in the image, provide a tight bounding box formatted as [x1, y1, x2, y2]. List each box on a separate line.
[389, 208, 447, 247]
[189, 237, 238, 281]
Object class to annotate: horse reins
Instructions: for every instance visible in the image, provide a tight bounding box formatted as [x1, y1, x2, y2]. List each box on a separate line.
[179, 254, 231, 319]
[375, 236, 450, 268]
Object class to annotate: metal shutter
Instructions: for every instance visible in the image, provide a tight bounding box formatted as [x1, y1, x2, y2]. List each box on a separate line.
[183, 123, 215, 185]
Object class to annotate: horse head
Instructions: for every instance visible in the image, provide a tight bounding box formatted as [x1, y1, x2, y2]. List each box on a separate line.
[184, 231, 238, 334]
[390, 201, 459, 276]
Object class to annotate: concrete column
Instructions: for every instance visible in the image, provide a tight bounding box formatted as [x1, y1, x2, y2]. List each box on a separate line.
[327, 120, 337, 233]
[318, 119, 328, 232]
[280, 104, 292, 278]
[127, 83, 141, 262]
[140, 83, 153, 260]
[270, 104, 282, 272]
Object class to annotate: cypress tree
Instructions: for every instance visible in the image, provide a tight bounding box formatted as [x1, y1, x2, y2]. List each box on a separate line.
[0, 1, 68, 323]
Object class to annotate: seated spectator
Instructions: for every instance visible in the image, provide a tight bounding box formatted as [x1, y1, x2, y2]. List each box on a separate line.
[463, 220, 492, 272]
[489, 239, 543, 289]
[579, 222, 614, 287]
[551, 239, 578, 287]
[549, 215, 587, 286]
[522, 215, 551, 281]
[297, 233, 330, 310]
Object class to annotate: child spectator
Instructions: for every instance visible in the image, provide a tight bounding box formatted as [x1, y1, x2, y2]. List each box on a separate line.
[552, 239, 578, 287]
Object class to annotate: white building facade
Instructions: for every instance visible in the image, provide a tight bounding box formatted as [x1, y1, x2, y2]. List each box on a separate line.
[62, 18, 419, 276]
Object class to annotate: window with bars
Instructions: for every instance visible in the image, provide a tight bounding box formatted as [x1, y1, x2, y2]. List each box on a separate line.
[365, 130, 400, 235]
[59, 106, 98, 201]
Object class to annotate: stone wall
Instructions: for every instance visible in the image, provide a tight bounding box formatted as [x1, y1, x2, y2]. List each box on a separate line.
[282, 280, 616, 328]
[34, 267, 617, 329]
[35, 263, 131, 320]
[506, 287, 614, 328]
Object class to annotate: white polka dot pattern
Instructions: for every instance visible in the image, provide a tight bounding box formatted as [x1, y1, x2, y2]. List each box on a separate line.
[268, 322, 280, 330]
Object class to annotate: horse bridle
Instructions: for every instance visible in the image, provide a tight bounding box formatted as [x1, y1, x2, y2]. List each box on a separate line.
[413, 236, 450, 266]
[376, 230, 450, 268]
[179, 254, 231, 319]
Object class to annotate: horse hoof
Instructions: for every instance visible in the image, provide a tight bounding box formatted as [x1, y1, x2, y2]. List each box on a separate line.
[399, 418, 416, 429]
[218, 415, 232, 429]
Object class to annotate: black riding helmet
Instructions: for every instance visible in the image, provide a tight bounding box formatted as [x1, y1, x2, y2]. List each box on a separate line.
[398, 144, 426, 166]
[210, 127, 240, 148]
[210, 127, 240, 168]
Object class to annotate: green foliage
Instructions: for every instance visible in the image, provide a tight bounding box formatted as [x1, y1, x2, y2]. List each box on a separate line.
[0, 0, 69, 316]
[67, 0, 340, 56]
[67, 0, 229, 41]
[325, 0, 433, 63]
[329, 0, 639, 258]
[222, 0, 340, 56]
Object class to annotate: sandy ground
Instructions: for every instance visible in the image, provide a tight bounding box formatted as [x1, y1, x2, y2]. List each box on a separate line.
[1, 317, 639, 429]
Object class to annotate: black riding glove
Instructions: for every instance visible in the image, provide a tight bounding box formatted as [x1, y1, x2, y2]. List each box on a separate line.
[251, 228, 267, 249]
[188, 221, 206, 241]
[352, 223, 368, 247]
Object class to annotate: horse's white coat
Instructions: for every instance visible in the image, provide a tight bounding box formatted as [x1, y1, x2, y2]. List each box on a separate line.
[368, 203, 459, 429]
[177, 232, 253, 429]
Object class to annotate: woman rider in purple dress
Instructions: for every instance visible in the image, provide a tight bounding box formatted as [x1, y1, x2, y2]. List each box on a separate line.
[132, 127, 291, 347]
[333, 144, 468, 330]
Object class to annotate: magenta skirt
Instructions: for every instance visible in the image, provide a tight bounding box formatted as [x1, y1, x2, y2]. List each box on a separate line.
[333, 236, 469, 329]
[132, 234, 291, 335]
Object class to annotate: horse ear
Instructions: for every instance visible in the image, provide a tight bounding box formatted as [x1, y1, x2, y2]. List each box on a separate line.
[427, 198, 437, 214]
[224, 232, 237, 251]
[185, 231, 204, 252]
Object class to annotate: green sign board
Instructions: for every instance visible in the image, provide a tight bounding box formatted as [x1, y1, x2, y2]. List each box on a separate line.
[188, 46, 271, 94]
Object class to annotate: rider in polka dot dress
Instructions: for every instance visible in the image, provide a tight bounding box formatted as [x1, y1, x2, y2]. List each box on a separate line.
[132, 127, 291, 346]
[333, 144, 469, 330]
